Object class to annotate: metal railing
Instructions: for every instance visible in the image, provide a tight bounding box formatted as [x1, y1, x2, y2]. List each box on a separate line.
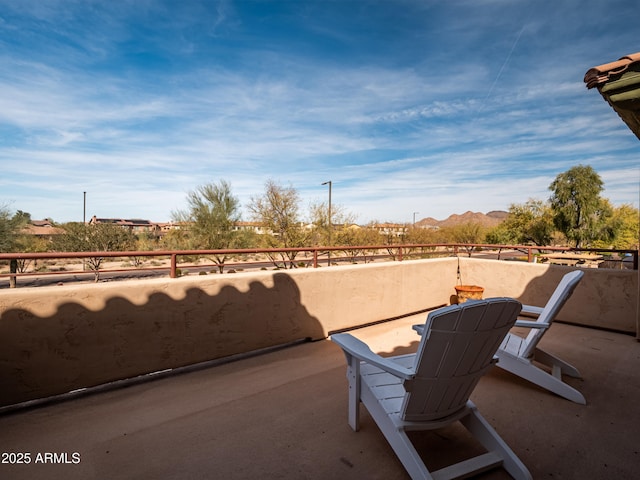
[0, 244, 637, 288]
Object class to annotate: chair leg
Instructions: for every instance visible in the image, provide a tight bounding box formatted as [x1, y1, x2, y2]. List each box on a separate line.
[359, 384, 433, 479]
[346, 354, 361, 431]
[533, 347, 582, 378]
[497, 355, 586, 404]
[461, 402, 532, 480]
[361, 389, 529, 480]
[394, 429, 435, 480]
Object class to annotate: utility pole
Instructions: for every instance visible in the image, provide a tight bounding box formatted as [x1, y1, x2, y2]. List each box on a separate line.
[83, 191, 87, 271]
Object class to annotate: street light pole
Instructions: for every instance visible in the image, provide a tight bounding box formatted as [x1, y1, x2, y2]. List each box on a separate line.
[83, 191, 87, 271]
[322, 181, 332, 266]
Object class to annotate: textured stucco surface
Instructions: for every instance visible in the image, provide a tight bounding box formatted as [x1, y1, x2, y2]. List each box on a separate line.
[0, 317, 638, 480]
[0, 258, 636, 407]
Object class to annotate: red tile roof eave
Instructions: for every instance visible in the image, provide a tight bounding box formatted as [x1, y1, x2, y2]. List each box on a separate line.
[584, 52, 640, 89]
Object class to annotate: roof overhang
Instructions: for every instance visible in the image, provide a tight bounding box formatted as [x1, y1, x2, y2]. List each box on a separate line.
[584, 52, 640, 140]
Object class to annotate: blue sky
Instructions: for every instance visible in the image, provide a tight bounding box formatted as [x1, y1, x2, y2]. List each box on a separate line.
[1, 0, 638, 224]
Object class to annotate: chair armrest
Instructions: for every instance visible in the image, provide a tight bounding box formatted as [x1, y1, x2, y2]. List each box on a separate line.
[417, 318, 547, 331]
[412, 324, 425, 335]
[331, 333, 415, 380]
[520, 305, 544, 317]
[514, 320, 549, 329]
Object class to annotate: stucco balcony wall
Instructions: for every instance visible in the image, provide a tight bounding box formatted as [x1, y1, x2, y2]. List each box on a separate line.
[0, 258, 636, 408]
[455, 257, 637, 333]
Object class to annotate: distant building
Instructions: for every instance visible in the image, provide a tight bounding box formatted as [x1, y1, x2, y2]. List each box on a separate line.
[50, 216, 427, 240]
[89, 216, 160, 235]
[232, 221, 272, 235]
[371, 223, 407, 237]
[20, 219, 64, 239]
[157, 221, 190, 233]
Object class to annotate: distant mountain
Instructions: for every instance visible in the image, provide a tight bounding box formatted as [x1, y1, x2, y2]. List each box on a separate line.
[416, 211, 508, 228]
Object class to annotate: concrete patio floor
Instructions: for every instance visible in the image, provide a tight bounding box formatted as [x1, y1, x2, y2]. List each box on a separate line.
[0, 315, 638, 479]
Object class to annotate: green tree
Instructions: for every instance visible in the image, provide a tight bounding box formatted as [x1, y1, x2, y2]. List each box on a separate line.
[402, 226, 438, 259]
[308, 200, 329, 247]
[308, 200, 355, 246]
[404, 225, 438, 245]
[335, 224, 386, 263]
[442, 222, 485, 256]
[248, 179, 308, 268]
[495, 199, 555, 247]
[128, 231, 159, 268]
[0, 208, 35, 284]
[54, 222, 136, 281]
[159, 224, 193, 250]
[593, 203, 639, 249]
[0, 205, 18, 252]
[174, 180, 242, 272]
[549, 165, 611, 248]
[135, 231, 158, 252]
[614, 204, 639, 249]
[0, 208, 33, 251]
[13, 231, 50, 273]
[12, 210, 32, 226]
[485, 222, 516, 246]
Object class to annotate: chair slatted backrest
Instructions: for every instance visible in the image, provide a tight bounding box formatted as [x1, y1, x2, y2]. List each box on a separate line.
[521, 270, 584, 359]
[401, 298, 521, 422]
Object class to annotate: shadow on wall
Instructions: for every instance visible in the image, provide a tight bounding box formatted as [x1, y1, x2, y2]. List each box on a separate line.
[0, 273, 324, 408]
[514, 268, 578, 316]
[437, 263, 582, 322]
[531, 269, 603, 330]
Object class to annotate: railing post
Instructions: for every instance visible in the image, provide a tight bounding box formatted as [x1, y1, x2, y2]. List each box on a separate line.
[527, 247, 533, 263]
[398, 246, 403, 261]
[313, 249, 318, 268]
[170, 254, 178, 278]
[9, 259, 17, 288]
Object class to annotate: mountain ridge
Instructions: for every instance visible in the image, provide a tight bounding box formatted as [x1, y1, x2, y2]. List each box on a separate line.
[416, 210, 508, 228]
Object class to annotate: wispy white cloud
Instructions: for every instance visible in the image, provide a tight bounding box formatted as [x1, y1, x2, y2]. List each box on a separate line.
[0, 0, 637, 223]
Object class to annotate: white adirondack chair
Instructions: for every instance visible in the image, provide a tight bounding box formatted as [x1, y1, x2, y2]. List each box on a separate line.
[332, 298, 531, 480]
[495, 270, 586, 404]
